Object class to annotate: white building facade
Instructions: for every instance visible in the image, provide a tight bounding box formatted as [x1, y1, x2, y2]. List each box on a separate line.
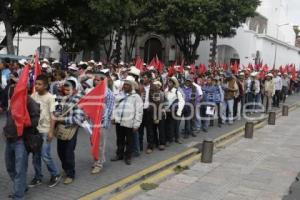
[0, 25, 61, 59]
[196, 0, 300, 69]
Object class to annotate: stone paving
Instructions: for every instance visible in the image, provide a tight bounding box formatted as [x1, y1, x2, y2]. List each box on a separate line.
[131, 104, 300, 200]
[0, 94, 299, 200]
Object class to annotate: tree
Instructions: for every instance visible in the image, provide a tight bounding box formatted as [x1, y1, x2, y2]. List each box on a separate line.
[0, 0, 53, 54]
[140, 0, 260, 64]
[204, 0, 260, 64]
[89, 0, 148, 63]
[0, 0, 18, 54]
[140, 0, 208, 63]
[14, 0, 113, 60]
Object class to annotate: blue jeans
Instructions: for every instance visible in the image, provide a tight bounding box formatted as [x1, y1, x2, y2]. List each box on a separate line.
[192, 106, 202, 130]
[222, 99, 234, 124]
[5, 139, 28, 200]
[132, 131, 140, 156]
[32, 133, 60, 180]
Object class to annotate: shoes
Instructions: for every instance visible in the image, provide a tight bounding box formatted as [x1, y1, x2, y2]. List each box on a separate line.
[91, 165, 103, 174]
[111, 156, 123, 161]
[48, 175, 61, 188]
[183, 135, 189, 139]
[191, 133, 197, 137]
[175, 139, 182, 144]
[28, 178, 42, 188]
[146, 149, 153, 154]
[202, 128, 208, 133]
[63, 177, 73, 185]
[125, 158, 131, 165]
[158, 145, 165, 151]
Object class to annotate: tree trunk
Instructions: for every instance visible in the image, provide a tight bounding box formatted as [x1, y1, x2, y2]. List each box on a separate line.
[3, 20, 15, 55]
[114, 29, 123, 64]
[174, 34, 201, 64]
[82, 49, 92, 61]
[210, 34, 218, 66]
[0, 36, 7, 51]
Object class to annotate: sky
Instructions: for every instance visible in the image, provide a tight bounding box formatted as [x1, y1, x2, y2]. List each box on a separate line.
[287, 0, 300, 25]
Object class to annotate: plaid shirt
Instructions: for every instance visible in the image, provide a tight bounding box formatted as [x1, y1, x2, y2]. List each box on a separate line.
[62, 91, 86, 126]
[101, 88, 115, 129]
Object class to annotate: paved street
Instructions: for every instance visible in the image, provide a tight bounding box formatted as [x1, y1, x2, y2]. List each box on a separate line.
[0, 94, 299, 200]
[131, 101, 300, 200]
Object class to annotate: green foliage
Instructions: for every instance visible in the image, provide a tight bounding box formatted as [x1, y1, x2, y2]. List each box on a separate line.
[1, 0, 260, 60]
[141, 0, 260, 63]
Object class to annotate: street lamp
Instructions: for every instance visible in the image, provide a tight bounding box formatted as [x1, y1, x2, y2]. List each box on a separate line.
[273, 23, 290, 68]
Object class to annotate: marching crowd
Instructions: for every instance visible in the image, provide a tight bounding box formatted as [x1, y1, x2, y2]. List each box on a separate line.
[0, 57, 299, 200]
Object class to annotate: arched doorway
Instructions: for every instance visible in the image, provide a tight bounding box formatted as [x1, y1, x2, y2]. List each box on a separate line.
[144, 38, 163, 64]
[217, 45, 240, 65]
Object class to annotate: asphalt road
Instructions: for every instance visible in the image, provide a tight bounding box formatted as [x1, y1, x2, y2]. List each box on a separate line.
[1, 94, 300, 200]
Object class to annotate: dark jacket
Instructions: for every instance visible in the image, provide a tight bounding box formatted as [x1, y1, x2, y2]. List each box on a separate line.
[3, 96, 40, 142]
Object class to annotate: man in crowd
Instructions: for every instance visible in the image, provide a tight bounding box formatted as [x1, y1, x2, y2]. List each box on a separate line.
[273, 72, 283, 108]
[53, 80, 85, 184]
[29, 75, 61, 188]
[111, 76, 143, 165]
[91, 71, 115, 174]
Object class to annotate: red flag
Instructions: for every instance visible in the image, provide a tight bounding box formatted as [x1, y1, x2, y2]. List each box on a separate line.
[168, 62, 176, 77]
[78, 80, 106, 161]
[279, 66, 284, 74]
[247, 63, 254, 72]
[155, 55, 164, 74]
[135, 57, 144, 72]
[11, 65, 32, 136]
[259, 71, 265, 79]
[198, 64, 207, 74]
[283, 65, 288, 74]
[178, 59, 184, 74]
[149, 56, 164, 73]
[291, 65, 297, 80]
[149, 57, 156, 67]
[34, 53, 41, 80]
[231, 62, 238, 74]
[222, 63, 229, 71]
[288, 64, 293, 73]
[262, 64, 269, 72]
[255, 63, 262, 71]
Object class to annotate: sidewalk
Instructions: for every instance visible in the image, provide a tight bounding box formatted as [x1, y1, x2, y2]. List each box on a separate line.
[131, 107, 300, 200]
[0, 94, 299, 200]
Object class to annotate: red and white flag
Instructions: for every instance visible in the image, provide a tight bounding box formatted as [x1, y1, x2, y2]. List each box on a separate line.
[78, 80, 107, 161]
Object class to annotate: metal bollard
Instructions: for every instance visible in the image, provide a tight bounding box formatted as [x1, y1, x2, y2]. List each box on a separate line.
[268, 111, 276, 125]
[282, 105, 289, 116]
[201, 139, 214, 163]
[245, 122, 254, 139]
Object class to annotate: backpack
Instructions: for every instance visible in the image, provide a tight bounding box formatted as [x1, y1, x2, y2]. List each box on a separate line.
[24, 96, 42, 153]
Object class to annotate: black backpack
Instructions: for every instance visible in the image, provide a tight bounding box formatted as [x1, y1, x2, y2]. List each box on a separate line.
[3, 96, 42, 152]
[23, 96, 42, 153]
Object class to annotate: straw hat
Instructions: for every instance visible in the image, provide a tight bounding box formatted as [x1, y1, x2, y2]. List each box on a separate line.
[168, 76, 179, 88]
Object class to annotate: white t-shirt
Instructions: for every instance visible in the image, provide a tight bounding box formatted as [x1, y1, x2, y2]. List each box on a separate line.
[31, 92, 56, 133]
[193, 82, 203, 96]
[274, 76, 283, 90]
[143, 85, 150, 109]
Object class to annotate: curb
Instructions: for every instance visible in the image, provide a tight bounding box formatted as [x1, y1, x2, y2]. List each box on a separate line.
[79, 101, 300, 200]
